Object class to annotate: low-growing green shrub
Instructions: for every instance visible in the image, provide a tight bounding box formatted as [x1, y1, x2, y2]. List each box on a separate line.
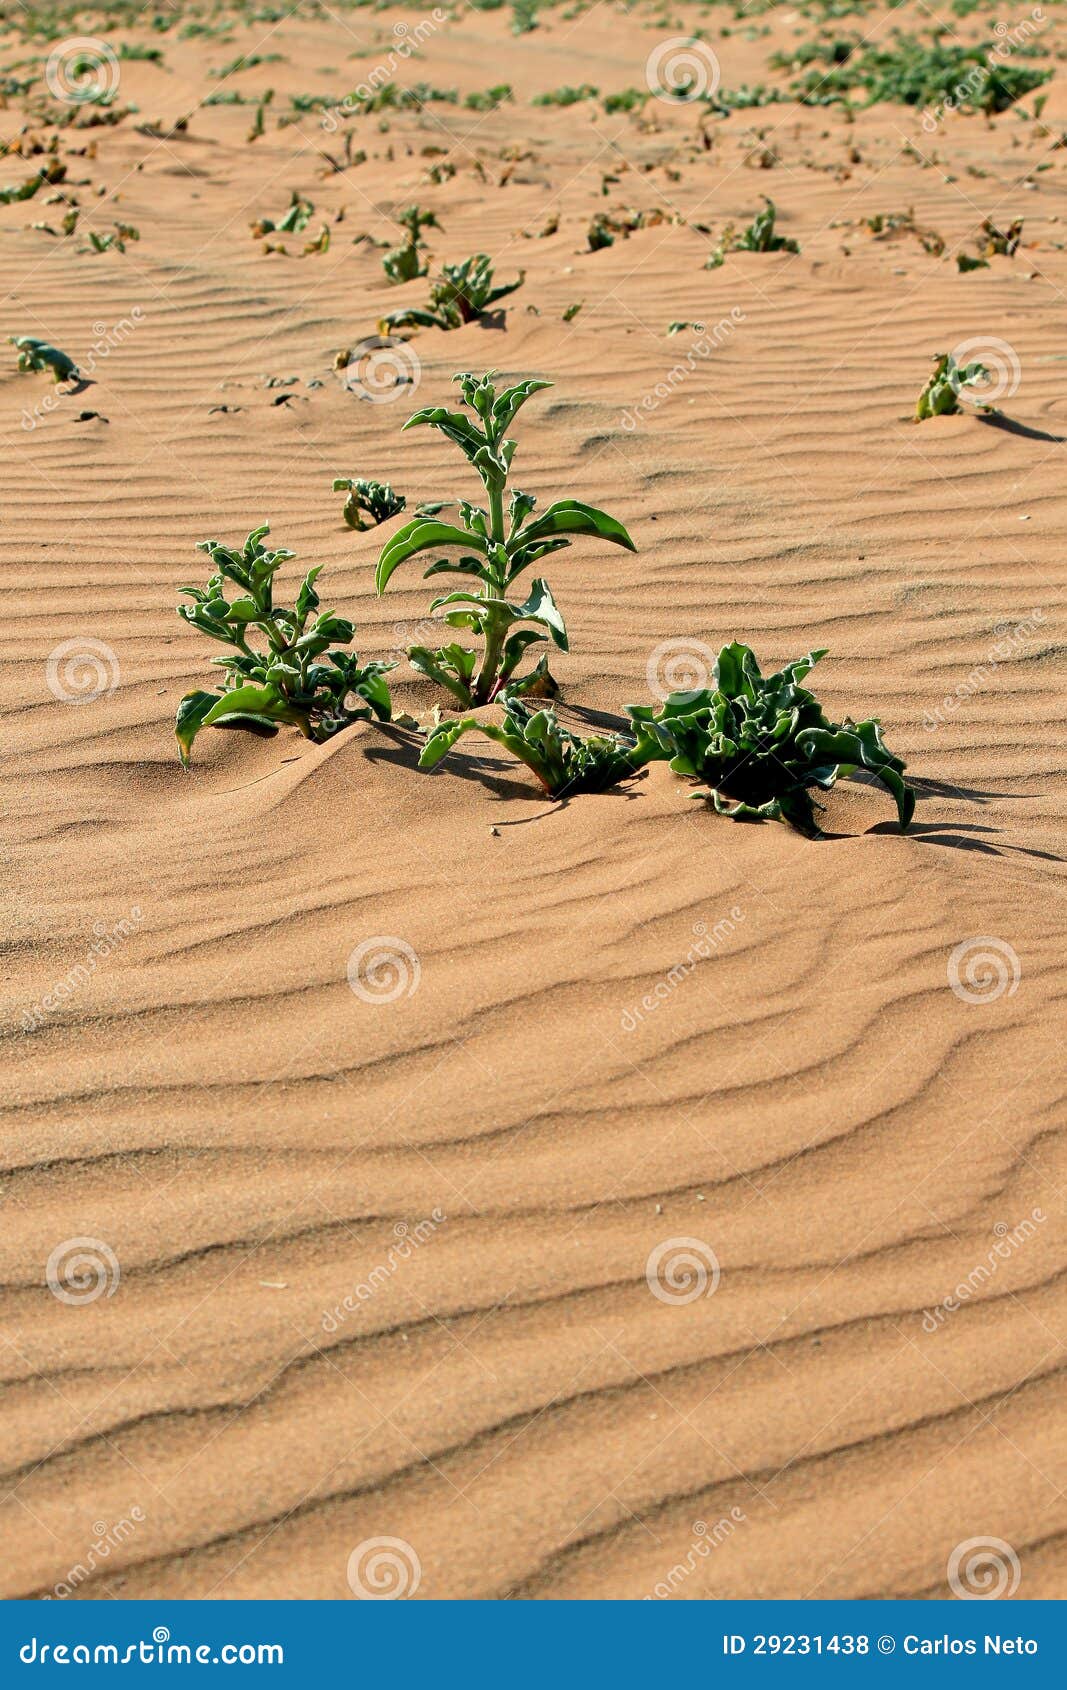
[532, 84, 599, 107]
[628, 643, 914, 834]
[379, 254, 524, 333]
[464, 84, 512, 111]
[783, 32, 1050, 112]
[332, 477, 405, 530]
[0, 159, 64, 203]
[10, 335, 78, 381]
[175, 523, 395, 765]
[252, 192, 313, 237]
[707, 198, 798, 267]
[374, 370, 636, 706]
[915, 352, 990, 418]
[382, 204, 439, 284]
[421, 693, 661, 796]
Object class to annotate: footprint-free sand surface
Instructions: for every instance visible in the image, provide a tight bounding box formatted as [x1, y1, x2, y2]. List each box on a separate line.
[2, 1, 1065, 1599]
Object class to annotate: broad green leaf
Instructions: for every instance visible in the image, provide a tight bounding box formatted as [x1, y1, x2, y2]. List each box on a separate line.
[175, 690, 221, 767]
[419, 716, 477, 769]
[516, 578, 568, 650]
[376, 520, 484, 593]
[202, 684, 312, 735]
[512, 499, 636, 554]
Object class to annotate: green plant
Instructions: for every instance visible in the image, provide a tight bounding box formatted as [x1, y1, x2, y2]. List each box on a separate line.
[379, 254, 524, 333]
[0, 159, 64, 204]
[628, 643, 914, 834]
[707, 198, 798, 268]
[85, 222, 139, 252]
[252, 192, 313, 237]
[532, 83, 599, 107]
[10, 335, 78, 381]
[332, 477, 406, 529]
[603, 88, 648, 113]
[420, 693, 661, 796]
[375, 371, 636, 706]
[782, 32, 1051, 112]
[464, 84, 512, 111]
[978, 216, 1022, 257]
[174, 523, 395, 765]
[382, 204, 439, 284]
[915, 352, 990, 418]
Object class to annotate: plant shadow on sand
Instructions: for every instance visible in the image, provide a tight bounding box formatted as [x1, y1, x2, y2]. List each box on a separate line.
[977, 412, 1066, 445]
[364, 721, 650, 812]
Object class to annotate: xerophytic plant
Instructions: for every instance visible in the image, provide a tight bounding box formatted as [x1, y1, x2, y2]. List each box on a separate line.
[374, 370, 636, 706]
[421, 693, 662, 797]
[707, 198, 798, 268]
[175, 523, 395, 765]
[10, 335, 79, 381]
[332, 477, 406, 530]
[382, 204, 440, 284]
[380, 255, 524, 334]
[915, 352, 990, 419]
[628, 643, 914, 834]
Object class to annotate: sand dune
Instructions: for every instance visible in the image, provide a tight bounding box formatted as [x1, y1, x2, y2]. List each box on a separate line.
[1, 1, 1065, 1599]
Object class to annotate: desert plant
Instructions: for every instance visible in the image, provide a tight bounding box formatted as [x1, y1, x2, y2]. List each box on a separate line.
[707, 198, 798, 268]
[85, 222, 139, 253]
[374, 371, 636, 706]
[332, 477, 406, 529]
[420, 693, 662, 796]
[10, 335, 79, 381]
[175, 523, 395, 765]
[382, 204, 439, 284]
[915, 352, 990, 418]
[379, 254, 524, 333]
[0, 159, 65, 204]
[977, 216, 1023, 257]
[628, 643, 914, 834]
[253, 193, 313, 238]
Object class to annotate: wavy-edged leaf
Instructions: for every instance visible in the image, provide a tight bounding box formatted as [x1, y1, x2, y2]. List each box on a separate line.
[175, 690, 221, 767]
[516, 577, 568, 650]
[512, 499, 636, 555]
[492, 378, 552, 435]
[201, 684, 312, 736]
[376, 519, 484, 593]
[419, 716, 478, 769]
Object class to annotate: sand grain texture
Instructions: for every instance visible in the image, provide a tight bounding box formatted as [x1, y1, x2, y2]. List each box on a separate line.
[1, 1, 1065, 1600]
